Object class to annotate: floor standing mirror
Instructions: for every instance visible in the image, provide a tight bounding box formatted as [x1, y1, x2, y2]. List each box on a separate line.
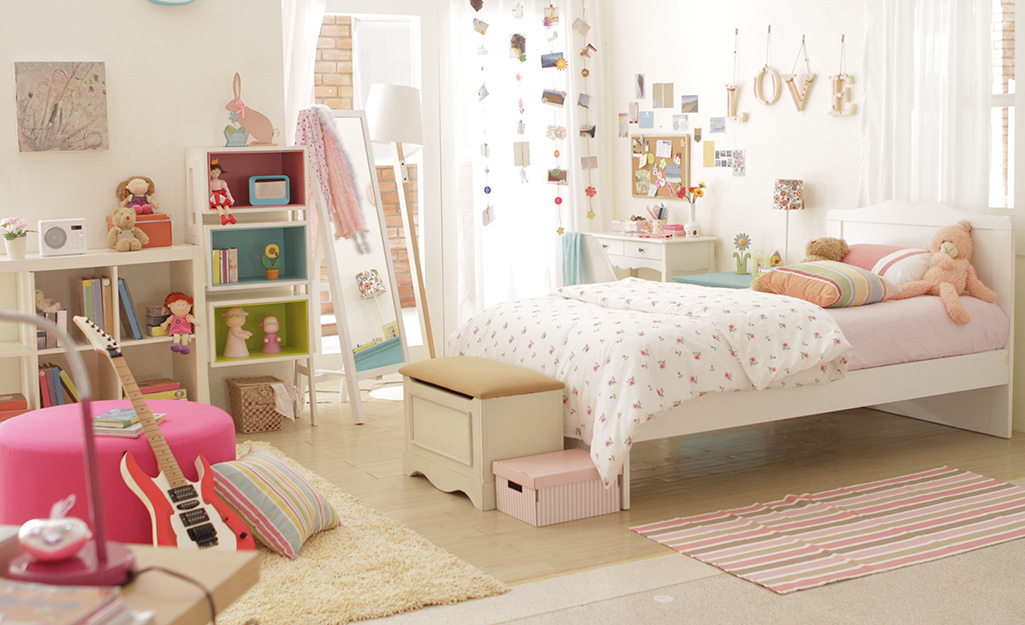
[314, 109, 409, 424]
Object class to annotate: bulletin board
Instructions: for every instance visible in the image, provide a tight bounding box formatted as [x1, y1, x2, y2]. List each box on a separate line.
[630, 135, 690, 199]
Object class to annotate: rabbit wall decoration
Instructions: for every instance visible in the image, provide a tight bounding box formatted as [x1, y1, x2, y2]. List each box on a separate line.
[225, 72, 275, 146]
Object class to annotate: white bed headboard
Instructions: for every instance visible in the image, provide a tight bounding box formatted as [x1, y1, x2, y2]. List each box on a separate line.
[826, 200, 1016, 320]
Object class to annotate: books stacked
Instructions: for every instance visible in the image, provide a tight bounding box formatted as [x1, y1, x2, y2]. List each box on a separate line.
[117, 277, 144, 340]
[36, 309, 68, 348]
[38, 363, 79, 408]
[0, 392, 28, 422]
[135, 377, 187, 400]
[145, 306, 170, 337]
[93, 407, 166, 438]
[0, 578, 150, 624]
[212, 247, 239, 285]
[79, 276, 114, 334]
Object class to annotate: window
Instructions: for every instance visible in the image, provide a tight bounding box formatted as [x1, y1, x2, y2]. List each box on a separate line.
[990, 0, 1015, 209]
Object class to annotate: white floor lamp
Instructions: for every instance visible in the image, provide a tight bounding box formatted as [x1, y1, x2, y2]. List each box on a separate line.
[365, 84, 435, 360]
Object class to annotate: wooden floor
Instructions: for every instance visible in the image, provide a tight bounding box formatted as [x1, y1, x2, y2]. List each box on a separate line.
[252, 392, 1025, 585]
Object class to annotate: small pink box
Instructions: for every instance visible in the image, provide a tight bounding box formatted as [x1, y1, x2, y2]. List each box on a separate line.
[492, 449, 620, 527]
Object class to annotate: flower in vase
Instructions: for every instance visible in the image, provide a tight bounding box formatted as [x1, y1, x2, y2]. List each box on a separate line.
[0, 216, 34, 241]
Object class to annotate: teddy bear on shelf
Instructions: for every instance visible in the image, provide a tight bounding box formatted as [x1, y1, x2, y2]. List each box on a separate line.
[116, 176, 160, 215]
[106, 206, 150, 252]
[35, 290, 62, 313]
[752, 237, 850, 293]
[888, 220, 996, 325]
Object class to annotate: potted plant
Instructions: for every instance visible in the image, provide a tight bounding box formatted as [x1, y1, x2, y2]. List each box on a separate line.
[262, 244, 282, 280]
[1, 216, 34, 260]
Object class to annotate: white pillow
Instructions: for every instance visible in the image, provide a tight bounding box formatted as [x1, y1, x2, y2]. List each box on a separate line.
[842, 244, 931, 286]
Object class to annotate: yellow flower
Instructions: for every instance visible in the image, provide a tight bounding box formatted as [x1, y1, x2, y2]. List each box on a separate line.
[264, 244, 280, 258]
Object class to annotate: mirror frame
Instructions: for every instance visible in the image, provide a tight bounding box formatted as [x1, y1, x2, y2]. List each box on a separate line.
[314, 110, 409, 415]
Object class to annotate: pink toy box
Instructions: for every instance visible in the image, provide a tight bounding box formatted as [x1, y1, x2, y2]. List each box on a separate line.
[492, 449, 620, 527]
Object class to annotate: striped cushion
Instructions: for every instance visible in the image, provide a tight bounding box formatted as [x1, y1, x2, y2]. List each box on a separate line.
[841, 244, 931, 286]
[212, 450, 339, 558]
[758, 260, 895, 308]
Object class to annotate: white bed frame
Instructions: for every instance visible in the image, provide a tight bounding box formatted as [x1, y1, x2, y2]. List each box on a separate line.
[612, 201, 1015, 509]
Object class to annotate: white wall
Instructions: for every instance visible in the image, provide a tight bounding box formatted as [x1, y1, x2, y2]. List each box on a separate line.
[602, 1, 865, 269]
[0, 0, 285, 251]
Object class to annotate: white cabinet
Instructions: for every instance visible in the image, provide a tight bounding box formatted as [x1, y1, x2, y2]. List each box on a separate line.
[0, 245, 207, 409]
[185, 146, 318, 423]
[592, 233, 717, 282]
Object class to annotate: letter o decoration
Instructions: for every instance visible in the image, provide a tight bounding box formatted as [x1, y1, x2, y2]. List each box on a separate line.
[754, 66, 782, 105]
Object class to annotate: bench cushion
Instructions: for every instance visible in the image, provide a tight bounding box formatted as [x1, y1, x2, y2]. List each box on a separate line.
[399, 356, 564, 399]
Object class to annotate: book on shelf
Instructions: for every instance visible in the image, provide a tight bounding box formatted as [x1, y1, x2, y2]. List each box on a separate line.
[91, 277, 103, 331]
[142, 388, 187, 400]
[81, 277, 94, 328]
[117, 278, 144, 340]
[37, 365, 78, 406]
[0, 408, 28, 422]
[213, 249, 222, 284]
[101, 277, 114, 335]
[227, 247, 239, 283]
[0, 392, 27, 411]
[93, 407, 167, 428]
[50, 366, 64, 405]
[38, 366, 52, 408]
[136, 377, 180, 395]
[58, 368, 80, 402]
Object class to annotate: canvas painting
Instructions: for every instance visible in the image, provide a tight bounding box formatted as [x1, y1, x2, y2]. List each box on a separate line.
[15, 61, 109, 152]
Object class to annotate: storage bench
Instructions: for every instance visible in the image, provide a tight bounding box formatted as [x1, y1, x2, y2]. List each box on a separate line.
[399, 356, 565, 510]
[493, 449, 620, 527]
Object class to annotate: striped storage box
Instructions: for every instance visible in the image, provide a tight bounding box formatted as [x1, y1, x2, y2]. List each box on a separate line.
[492, 449, 619, 527]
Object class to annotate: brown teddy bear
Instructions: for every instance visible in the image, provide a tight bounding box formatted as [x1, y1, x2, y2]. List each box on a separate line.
[752, 237, 849, 293]
[107, 206, 150, 252]
[888, 220, 995, 324]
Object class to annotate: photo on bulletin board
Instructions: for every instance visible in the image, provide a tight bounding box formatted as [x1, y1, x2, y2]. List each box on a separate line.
[630, 134, 690, 199]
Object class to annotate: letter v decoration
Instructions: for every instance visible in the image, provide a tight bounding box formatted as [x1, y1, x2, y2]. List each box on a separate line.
[783, 35, 815, 112]
[754, 26, 782, 105]
[726, 28, 749, 122]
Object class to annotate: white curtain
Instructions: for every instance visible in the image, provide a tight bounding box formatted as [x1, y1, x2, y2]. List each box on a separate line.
[860, 0, 992, 208]
[448, 0, 608, 322]
[282, 0, 327, 145]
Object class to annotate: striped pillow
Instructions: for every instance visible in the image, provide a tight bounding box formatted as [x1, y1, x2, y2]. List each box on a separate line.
[212, 450, 339, 558]
[841, 244, 931, 286]
[757, 260, 896, 308]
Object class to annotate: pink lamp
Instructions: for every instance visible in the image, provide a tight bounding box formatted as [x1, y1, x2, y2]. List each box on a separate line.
[0, 311, 135, 586]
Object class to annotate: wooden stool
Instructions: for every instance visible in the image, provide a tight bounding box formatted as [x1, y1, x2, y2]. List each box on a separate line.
[399, 357, 565, 510]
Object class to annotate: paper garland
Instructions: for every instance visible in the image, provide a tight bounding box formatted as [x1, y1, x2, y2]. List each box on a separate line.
[576, 0, 596, 220]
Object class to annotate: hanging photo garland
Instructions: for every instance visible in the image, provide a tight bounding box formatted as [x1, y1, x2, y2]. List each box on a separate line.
[576, 0, 596, 220]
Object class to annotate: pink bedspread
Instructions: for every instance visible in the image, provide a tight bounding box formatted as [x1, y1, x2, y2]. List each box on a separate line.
[828, 296, 1009, 371]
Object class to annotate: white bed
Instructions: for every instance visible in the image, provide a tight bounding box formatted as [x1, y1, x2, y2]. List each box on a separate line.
[453, 201, 1015, 509]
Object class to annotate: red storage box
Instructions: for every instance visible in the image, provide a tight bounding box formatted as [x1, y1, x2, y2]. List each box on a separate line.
[106, 212, 171, 249]
[492, 449, 620, 527]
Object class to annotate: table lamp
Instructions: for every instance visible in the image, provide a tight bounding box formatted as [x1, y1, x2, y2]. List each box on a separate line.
[0, 311, 134, 585]
[364, 83, 435, 359]
[773, 179, 805, 264]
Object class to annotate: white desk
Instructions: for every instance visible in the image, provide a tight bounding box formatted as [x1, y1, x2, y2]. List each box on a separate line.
[593, 233, 717, 282]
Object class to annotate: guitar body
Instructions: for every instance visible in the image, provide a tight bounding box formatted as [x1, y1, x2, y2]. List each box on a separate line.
[120, 450, 255, 551]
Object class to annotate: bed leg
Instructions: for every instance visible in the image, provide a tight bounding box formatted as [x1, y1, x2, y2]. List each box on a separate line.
[620, 451, 631, 510]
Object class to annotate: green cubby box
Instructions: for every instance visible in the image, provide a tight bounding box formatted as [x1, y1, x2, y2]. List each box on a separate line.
[208, 224, 309, 288]
[211, 298, 310, 366]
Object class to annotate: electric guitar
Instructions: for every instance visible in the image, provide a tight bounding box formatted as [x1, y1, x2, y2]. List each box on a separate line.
[74, 315, 254, 551]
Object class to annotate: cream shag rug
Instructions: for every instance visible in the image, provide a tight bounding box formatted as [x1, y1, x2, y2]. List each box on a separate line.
[218, 441, 509, 625]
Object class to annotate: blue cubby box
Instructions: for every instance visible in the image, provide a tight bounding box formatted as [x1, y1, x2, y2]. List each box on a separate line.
[209, 224, 308, 288]
[249, 175, 290, 206]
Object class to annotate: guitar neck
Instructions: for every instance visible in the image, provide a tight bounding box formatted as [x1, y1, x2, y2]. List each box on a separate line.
[109, 356, 186, 488]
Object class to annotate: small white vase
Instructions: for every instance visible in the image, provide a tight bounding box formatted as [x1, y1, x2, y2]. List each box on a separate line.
[4, 236, 26, 260]
[684, 201, 700, 237]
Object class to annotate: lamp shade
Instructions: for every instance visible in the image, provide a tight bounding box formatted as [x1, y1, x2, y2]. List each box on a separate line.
[356, 269, 387, 299]
[365, 84, 424, 146]
[773, 179, 805, 211]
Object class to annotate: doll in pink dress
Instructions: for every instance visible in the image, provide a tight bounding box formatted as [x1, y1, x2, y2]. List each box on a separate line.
[209, 160, 237, 226]
[160, 292, 199, 355]
[260, 315, 282, 354]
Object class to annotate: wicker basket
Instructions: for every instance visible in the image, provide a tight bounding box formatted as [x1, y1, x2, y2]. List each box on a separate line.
[225, 376, 286, 433]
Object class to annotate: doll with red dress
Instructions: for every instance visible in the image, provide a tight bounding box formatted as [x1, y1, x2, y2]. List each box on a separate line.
[209, 160, 237, 225]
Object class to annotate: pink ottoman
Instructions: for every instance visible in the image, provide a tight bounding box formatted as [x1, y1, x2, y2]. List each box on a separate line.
[0, 400, 237, 545]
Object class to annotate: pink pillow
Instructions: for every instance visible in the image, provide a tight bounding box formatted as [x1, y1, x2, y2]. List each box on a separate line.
[842, 244, 930, 286]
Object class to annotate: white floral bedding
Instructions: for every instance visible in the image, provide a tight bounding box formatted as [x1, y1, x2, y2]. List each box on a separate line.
[448, 278, 852, 485]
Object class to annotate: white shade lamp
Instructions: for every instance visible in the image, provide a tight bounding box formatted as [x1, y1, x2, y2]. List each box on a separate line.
[364, 84, 435, 359]
[772, 179, 805, 264]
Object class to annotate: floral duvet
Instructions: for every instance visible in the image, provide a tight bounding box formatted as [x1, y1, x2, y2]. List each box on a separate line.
[448, 278, 852, 485]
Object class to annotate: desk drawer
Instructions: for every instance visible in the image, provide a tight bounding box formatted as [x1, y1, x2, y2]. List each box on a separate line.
[623, 241, 663, 261]
[597, 239, 624, 256]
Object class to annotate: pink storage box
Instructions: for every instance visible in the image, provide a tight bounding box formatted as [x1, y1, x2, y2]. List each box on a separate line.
[492, 449, 620, 527]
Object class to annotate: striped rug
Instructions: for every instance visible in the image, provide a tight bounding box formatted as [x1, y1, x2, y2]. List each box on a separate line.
[631, 467, 1025, 594]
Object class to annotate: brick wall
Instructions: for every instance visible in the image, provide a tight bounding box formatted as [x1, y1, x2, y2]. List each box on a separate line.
[314, 15, 419, 317]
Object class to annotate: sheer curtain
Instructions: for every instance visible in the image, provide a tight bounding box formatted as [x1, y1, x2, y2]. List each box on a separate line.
[859, 0, 992, 208]
[282, 0, 327, 145]
[449, 0, 608, 321]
